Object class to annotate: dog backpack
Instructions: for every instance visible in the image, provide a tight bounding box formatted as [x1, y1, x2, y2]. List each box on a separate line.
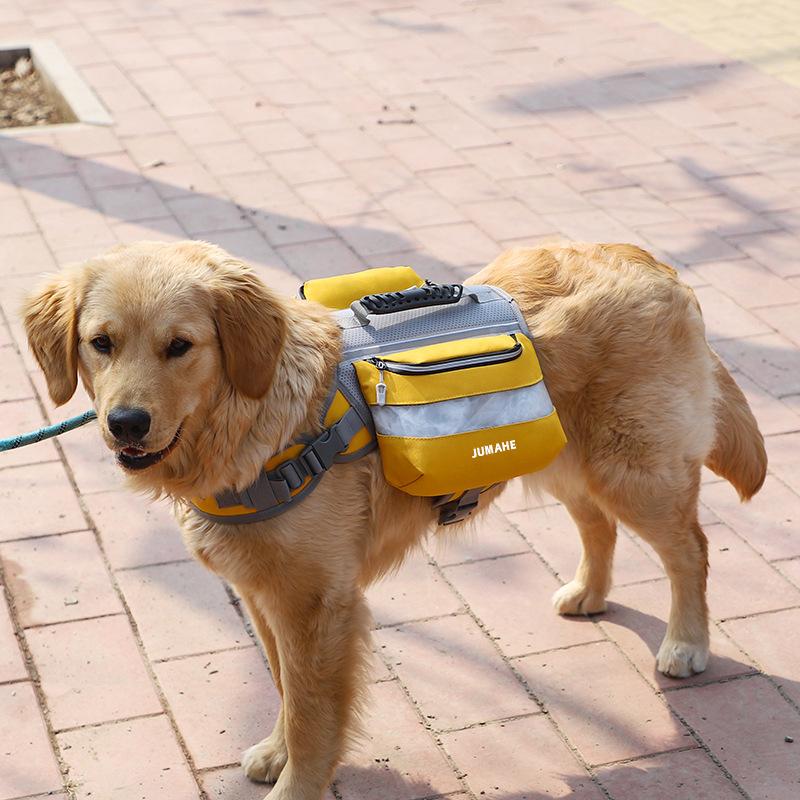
[191, 267, 566, 525]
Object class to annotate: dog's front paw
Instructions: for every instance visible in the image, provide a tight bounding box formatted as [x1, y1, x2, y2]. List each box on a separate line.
[242, 735, 288, 783]
[552, 580, 607, 615]
[656, 638, 708, 678]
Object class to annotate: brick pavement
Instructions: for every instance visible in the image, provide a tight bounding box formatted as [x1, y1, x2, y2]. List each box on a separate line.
[617, 0, 800, 88]
[0, 1, 799, 799]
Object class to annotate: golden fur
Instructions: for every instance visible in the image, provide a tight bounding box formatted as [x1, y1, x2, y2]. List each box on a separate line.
[23, 240, 766, 800]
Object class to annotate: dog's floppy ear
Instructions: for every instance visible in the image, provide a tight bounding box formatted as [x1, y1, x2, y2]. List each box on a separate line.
[209, 258, 288, 399]
[22, 268, 84, 406]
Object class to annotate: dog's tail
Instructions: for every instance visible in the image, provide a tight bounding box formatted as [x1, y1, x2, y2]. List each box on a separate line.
[704, 351, 767, 501]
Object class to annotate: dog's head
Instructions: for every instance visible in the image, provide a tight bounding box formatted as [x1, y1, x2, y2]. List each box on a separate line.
[23, 240, 287, 481]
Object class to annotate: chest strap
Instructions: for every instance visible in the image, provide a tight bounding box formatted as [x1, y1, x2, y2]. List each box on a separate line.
[191, 407, 364, 524]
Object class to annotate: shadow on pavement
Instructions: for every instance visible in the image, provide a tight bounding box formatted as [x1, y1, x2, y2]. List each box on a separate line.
[493, 60, 764, 114]
[0, 134, 463, 284]
[332, 748, 746, 798]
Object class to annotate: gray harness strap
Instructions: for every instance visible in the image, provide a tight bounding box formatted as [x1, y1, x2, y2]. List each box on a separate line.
[193, 407, 363, 524]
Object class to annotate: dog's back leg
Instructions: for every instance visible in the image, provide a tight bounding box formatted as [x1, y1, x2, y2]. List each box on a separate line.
[593, 460, 710, 678]
[550, 493, 617, 616]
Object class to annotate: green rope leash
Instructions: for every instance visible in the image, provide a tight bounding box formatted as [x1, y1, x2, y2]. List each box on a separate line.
[0, 410, 97, 452]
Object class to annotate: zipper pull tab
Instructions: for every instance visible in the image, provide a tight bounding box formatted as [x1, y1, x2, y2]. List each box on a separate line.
[375, 365, 387, 406]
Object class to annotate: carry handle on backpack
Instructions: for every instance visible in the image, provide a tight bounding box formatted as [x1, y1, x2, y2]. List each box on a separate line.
[351, 282, 475, 323]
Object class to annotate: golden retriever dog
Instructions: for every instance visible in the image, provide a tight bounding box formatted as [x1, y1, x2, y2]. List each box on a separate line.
[23, 240, 766, 800]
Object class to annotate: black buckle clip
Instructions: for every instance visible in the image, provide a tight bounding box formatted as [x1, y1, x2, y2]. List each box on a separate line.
[436, 488, 481, 525]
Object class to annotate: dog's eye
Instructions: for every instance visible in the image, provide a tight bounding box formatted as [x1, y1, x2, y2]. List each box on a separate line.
[166, 338, 193, 358]
[91, 335, 112, 353]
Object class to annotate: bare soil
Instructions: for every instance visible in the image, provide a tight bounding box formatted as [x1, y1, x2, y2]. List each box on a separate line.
[1, 58, 65, 128]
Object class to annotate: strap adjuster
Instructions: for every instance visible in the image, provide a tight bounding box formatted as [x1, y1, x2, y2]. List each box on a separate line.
[301, 448, 324, 475]
[278, 461, 307, 491]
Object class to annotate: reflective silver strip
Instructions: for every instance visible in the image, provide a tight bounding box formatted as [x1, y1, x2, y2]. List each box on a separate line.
[370, 382, 553, 439]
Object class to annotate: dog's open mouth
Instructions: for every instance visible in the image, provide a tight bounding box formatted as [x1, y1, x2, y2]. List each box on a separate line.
[117, 427, 182, 471]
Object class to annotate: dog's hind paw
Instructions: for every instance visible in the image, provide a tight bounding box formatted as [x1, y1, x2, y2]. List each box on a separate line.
[552, 580, 607, 616]
[656, 639, 708, 678]
[242, 736, 288, 783]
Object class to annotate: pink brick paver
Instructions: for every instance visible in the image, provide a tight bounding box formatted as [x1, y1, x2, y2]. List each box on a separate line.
[692, 285, 773, 341]
[366, 550, 463, 627]
[26, 615, 162, 731]
[0, 682, 63, 799]
[442, 714, 604, 800]
[767, 431, 800, 494]
[715, 332, 800, 397]
[0, 461, 87, 541]
[116, 560, 249, 660]
[731, 373, 800, 437]
[507, 503, 666, 586]
[2, 0, 800, 797]
[722, 607, 800, 707]
[595, 748, 744, 800]
[376, 615, 537, 731]
[154, 646, 281, 770]
[57, 715, 199, 800]
[82, 490, 188, 570]
[517, 641, 689, 765]
[0, 596, 26, 683]
[0, 531, 123, 627]
[704, 522, 800, 617]
[668, 676, 800, 800]
[444, 553, 604, 656]
[777, 558, 800, 589]
[702, 477, 800, 561]
[757, 302, 800, 348]
[335, 680, 463, 800]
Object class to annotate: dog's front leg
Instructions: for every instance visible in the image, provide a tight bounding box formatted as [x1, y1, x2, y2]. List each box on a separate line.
[238, 592, 288, 783]
[248, 584, 372, 800]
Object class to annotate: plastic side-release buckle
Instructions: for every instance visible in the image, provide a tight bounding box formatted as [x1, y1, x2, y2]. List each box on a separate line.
[298, 406, 362, 475]
[212, 407, 365, 516]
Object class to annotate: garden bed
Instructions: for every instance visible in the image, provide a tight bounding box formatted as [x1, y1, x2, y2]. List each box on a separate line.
[0, 56, 65, 128]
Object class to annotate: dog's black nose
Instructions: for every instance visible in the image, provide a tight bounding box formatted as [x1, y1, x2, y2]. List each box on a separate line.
[108, 407, 151, 443]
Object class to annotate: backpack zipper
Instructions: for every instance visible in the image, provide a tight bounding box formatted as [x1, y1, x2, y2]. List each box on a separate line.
[368, 337, 522, 406]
